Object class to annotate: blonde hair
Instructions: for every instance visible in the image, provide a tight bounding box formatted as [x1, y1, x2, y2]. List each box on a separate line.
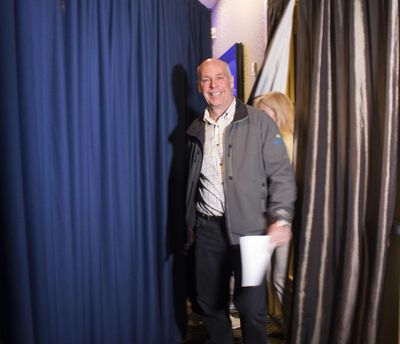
[253, 91, 294, 135]
[253, 92, 295, 162]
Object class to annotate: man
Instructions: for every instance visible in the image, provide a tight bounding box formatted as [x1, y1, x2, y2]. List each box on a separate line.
[185, 58, 296, 344]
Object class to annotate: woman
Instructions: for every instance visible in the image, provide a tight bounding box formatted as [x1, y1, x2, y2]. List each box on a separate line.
[253, 91, 294, 162]
[253, 91, 295, 334]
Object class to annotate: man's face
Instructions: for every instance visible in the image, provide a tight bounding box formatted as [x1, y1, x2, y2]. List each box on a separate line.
[198, 60, 234, 114]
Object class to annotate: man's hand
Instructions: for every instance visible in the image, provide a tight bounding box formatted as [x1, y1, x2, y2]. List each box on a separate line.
[267, 221, 292, 247]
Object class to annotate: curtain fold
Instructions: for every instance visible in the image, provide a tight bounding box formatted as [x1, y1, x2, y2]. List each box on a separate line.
[250, 0, 296, 99]
[291, 0, 399, 343]
[0, 1, 211, 343]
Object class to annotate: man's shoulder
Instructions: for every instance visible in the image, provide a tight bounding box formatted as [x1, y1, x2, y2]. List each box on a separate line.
[245, 104, 263, 117]
[233, 99, 265, 123]
[242, 103, 276, 127]
[187, 116, 204, 138]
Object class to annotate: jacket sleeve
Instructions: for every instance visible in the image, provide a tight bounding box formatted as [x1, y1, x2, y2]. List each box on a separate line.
[260, 115, 296, 223]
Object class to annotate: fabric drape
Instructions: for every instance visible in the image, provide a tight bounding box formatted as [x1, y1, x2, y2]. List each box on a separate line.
[251, 0, 296, 99]
[0, 1, 210, 343]
[291, 0, 399, 343]
[267, 0, 291, 43]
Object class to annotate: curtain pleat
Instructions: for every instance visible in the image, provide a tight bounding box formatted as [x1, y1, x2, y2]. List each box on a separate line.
[0, 1, 211, 343]
[291, 0, 399, 343]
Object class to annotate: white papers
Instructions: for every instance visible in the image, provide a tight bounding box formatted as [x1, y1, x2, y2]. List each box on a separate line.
[239, 235, 274, 287]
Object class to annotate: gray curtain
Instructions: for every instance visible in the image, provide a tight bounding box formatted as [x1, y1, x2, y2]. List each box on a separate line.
[291, 0, 399, 343]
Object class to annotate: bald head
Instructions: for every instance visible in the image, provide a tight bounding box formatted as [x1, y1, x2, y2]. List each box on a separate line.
[197, 58, 235, 120]
[197, 58, 232, 81]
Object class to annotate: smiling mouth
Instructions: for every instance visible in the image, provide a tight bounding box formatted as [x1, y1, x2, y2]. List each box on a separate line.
[209, 91, 222, 96]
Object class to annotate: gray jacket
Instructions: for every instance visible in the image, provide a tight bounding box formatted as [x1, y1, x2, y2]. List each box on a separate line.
[186, 99, 296, 245]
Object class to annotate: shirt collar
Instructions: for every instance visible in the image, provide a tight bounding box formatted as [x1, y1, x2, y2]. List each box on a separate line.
[203, 98, 236, 125]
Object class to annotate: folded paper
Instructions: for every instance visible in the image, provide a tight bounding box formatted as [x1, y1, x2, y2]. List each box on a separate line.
[239, 235, 274, 287]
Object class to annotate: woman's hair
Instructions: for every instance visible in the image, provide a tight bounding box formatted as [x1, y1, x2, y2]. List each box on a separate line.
[253, 91, 294, 134]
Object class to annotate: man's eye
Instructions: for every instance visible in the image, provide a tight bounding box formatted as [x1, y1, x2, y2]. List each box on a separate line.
[202, 79, 210, 83]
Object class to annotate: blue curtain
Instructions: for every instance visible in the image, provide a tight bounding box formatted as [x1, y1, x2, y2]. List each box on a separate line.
[0, 1, 210, 343]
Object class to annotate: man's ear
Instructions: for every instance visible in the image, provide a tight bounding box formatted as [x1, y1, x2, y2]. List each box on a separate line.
[230, 76, 234, 89]
[197, 81, 202, 93]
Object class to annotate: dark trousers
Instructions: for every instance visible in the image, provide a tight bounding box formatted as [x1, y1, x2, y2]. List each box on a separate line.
[194, 215, 267, 344]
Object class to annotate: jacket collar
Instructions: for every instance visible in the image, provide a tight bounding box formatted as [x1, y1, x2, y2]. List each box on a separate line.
[232, 98, 248, 122]
[186, 116, 205, 142]
[186, 98, 249, 143]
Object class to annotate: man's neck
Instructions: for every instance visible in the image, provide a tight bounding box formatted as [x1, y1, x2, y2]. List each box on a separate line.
[209, 109, 225, 121]
[208, 98, 235, 121]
